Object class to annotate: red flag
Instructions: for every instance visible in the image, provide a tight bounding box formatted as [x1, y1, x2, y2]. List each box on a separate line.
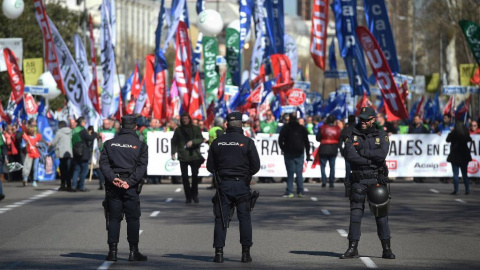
[310, 0, 328, 70]
[115, 92, 124, 122]
[144, 55, 155, 104]
[130, 64, 142, 98]
[141, 95, 153, 118]
[455, 94, 471, 118]
[3, 48, 25, 104]
[205, 101, 215, 129]
[0, 99, 11, 124]
[356, 26, 408, 121]
[152, 69, 167, 122]
[175, 21, 193, 112]
[270, 54, 294, 105]
[400, 81, 409, 102]
[311, 147, 321, 169]
[33, 0, 66, 95]
[443, 96, 454, 117]
[251, 64, 266, 89]
[88, 14, 100, 114]
[415, 95, 425, 118]
[471, 67, 480, 86]
[189, 72, 203, 120]
[355, 91, 375, 116]
[24, 94, 38, 116]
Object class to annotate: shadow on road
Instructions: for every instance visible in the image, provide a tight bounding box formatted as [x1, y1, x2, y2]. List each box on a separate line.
[60, 252, 105, 261]
[290, 250, 342, 257]
[162, 253, 215, 262]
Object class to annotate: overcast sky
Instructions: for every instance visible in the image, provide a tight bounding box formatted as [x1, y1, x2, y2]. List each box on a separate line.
[284, 0, 297, 16]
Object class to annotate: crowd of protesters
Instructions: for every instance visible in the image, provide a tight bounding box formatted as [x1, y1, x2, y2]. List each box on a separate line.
[1, 108, 479, 201]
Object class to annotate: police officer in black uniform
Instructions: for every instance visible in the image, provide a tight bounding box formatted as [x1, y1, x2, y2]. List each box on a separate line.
[341, 107, 395, 260]
[206, 112, 261, 263]
[100, 115, 148, 262]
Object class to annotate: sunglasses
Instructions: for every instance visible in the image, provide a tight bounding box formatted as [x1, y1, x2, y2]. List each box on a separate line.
[360, 118, 375, 123]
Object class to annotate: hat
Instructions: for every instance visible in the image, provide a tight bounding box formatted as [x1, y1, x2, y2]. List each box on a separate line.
[226, 112, 243, 122]
[121, 115, 138, 129]
[358, 107, 376, 120]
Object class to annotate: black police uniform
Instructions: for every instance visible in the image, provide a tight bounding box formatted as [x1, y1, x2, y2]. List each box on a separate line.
[99, 116, 148, 261]
[342, 107, 395, 259]
[206, 112, 260, 263]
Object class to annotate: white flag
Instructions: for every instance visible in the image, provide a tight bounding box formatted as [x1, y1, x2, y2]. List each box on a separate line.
[162, 0, 186, 52]
[284, 34, 298, 81]
[250, 29, 265, 81]
[100, 0, 117, 118]
[74, 34, 91, 87]
[48, 18, 100, 127]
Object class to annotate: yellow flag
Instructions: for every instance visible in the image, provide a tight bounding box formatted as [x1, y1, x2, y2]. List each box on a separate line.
[425, 73, 440, 92]
[459, 64, 477, 86]
[23, 58, 44, 85]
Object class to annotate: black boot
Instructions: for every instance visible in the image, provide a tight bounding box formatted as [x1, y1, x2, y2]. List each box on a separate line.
[241, 245, 252, 263]
[381, 239, 395, 259]
[105, 243, 117, 261]
[128, 244, 147, 261]
[340, 240, 359, 259]
[213, 247, 224, 263]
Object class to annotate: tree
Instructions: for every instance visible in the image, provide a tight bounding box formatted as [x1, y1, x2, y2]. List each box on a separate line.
[0, 0, 81, 111]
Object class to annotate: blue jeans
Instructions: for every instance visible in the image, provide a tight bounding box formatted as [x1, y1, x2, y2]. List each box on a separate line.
[320, 156, 336, 185]
[284, 153, 304, 195]
[452, 164, 470, 193]
[71, 159, 89, 190]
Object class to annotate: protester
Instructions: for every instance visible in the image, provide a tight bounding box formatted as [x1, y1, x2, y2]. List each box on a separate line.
[376, 113, 396, 135]
[306, 116, 314, 135]
[50, 121, 73, 191]
[22, 120, 43, 187]
[171, 113, 205, 203]
[446, 122, 472, 195]
[278, 112, 311, 197]
[469, 120, 480, 134]
[259, 110, 278, 135]
[438, 114, 454, 134]
[71, 117, 98, 192]
[408, 115, 429, 134]
[316, 115, 341, 187]
[3, 124, 22, 181]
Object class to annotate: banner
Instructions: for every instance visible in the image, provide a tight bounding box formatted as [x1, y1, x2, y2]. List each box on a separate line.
[152, 69, 167, 121]
[250, 28, 265, 81]
[3, 48, 25, 104]
[33, 1, 65, 95]
[23, 58, 43, 86]
[35, 142, 58, 181]
[364, 0, 400, 74]
[100, 0, 117, 118]
[174, 21, 192, 113]
[226, 28, 241, 86]
[88, 15, 100, 114]
[356, 26, 408, 120]
[0, 38, 22, 72]
[189, 72, 203, 119]
[310, 0, 328, 70]
[459, 63, 477, 86]
[74, 33, 91, 86]
[239, 0, 254, 53]
[134, 81, 147, 115]
[202, 36, 219, 104]
[272, 0, 284, 54]
[47, 17, 100, 127]
[163, 0, 186, 52]
[459, 20, 480, 66]
[284, 34, 298, 81]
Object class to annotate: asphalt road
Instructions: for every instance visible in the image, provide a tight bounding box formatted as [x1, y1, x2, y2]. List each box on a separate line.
[0, 179, 479, 269]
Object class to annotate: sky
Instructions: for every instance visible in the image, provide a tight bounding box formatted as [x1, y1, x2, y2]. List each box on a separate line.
[284, 0, 297, 16]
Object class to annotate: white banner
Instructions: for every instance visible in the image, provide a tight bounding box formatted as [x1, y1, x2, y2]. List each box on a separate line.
[147, 133, 480, 178]
[74, 34, 91, 87]
[100, 0, 117, 118]
[48, 18, 100, 127]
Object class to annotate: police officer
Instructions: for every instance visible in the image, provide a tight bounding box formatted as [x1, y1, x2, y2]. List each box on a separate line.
[341, 107, 395, 260]
[100, 115, 148, 262]
[206, 112, 260, 263]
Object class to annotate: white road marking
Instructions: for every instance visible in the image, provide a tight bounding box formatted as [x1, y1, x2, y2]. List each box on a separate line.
[304, 188, 309, 192]
[321, 209, 331, 215]
[0, 208, 12, 212]
[166, 198, 173, 203]
[360, 257, 377, 268]
[310, 197, 318, 201]
[97, 261, 114, 270]
[139, 230, 144, 235]
[175, 188, 182, 193]
[5, 204, 21, 208]
[150, 211, 161, 217]
[337, 229, 348, 237]
[13, 201, 27, 205]
[455, 199, 467, 204]
[0, 190, 56, 215]
[430, 189, 439, 194]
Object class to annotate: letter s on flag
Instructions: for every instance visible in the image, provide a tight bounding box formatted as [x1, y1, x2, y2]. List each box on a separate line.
[310, 0, 328, 70]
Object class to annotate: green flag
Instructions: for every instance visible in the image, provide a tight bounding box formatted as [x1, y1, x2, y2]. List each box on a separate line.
[225, 28, 240, 86]
[459, 20, 480, 65]
[202, 36, 219, 104]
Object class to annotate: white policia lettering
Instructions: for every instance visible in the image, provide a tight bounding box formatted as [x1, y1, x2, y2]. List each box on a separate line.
[111, 143, 137, 149]
[218, 142, 240, 146]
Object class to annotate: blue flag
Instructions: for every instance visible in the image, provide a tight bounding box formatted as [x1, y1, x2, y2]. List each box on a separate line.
[263, 0, 276, 58]
[37, 115, 55, 143]
[364, 0, 400, 74]
[324, 92, 347, 120]
[271, 94, 282, 120]
[229, 80, 251, 111]
[423, 92, 441, 122]
[239, 0, 254, 52]
[328, 38, 337, 71]
[196, 0, 205, 14]
[272, 0, 284, 54]
[215, 90, 227, 119]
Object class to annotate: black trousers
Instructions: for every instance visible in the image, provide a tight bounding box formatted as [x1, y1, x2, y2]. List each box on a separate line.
[348, 179, 390, 241]
[213, 180, 252, 248]
[179, 160, 202, 201]
[107, 186, 141, 245]
[59, 158, 71, 188]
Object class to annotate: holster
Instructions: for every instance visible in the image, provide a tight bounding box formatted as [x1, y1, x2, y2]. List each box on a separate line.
[249, 190, 260, 212]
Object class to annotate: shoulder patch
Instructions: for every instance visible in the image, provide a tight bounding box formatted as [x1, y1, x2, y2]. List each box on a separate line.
[385, 135, 389, 142]
[345, 137, 349, 143]
[375, 138, 380, 145]
[353, 135, 358, 142]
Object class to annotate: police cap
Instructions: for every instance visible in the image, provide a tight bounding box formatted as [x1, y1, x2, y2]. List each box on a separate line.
[121, 115, 138, 129]
[226, 112, 243, 122]
[358, 107, 376, 120]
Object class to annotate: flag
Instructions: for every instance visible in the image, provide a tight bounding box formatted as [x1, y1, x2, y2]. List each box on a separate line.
[364, 0, 400, 74]
[356, 26, 408, 120]
[130, 63, 142, 98]
[409, 96, 425, 121]
[196, 0, 205, 14]
[459, 20, 480, 66]
[355, 91, 375, 116]
[121, 67, 136, 103]
[423, 92, 441, 122]
[3, 48, 24, 104]
[272, 0, 285, 54]
[175, 21, 193, 112]
[310, 0, 328, 70]
[134, 80, 147, 114]
[88, 14, 100, 114]
[455, 94, 471, 121]
[471, 67, 480, 86]
[163, 0, 186, 52]
[0, 99, 11, 124]
[152, 67, 168, 123]
[226, 27, 241, 86]
[204, 101, 215, 129]
[443, 96, 454, 117]
[325, 92, 347, 120]
[189, 72, 203, 119]
[33, 0, 66, 95]
[230, 80, 251, 111]
[37, 114, 54, 143]
[100, 0, 117, 118]
[239, 0, 255, 53]
[74, 33, 91, 86]
[284, 34, 298, 81]
[328, 38, 337, 71]
[250, 28, 265, 81]
[202, 36, 219, 104]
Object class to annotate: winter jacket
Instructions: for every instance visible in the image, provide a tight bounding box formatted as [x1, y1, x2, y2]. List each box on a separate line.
[51, 127, 73, 158]
[171, 124, 204, 162]
[446, 130, 472, 166]
[278, 121, 310, 156]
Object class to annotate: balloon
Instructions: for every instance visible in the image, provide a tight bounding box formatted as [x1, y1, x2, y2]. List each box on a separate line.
[197, 9, 223, 37]
[2, 0, 24, 20]
[227, 19, 251, 43]
[37, 72, 61, 100]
